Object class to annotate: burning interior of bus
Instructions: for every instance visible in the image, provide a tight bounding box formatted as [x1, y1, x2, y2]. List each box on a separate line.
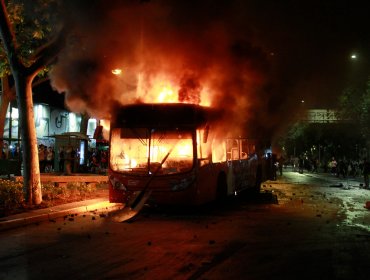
[108, 103, 262, 206]
[110, 128, 194, 175]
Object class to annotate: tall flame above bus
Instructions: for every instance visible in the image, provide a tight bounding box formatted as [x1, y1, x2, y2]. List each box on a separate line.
[135, 74, 212, 106]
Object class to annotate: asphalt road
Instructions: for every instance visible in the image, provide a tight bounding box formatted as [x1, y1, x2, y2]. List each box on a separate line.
[0, 171, 369, 280]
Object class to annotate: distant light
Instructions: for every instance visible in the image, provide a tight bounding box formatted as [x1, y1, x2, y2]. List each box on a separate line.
[112, 69, 122, 75]
[351, 54, 357, 60]
[301, 100, 305, 103]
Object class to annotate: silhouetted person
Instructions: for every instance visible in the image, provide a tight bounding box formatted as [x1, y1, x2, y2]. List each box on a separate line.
[298, 157, 304, 174]
[64, 146, 73, 175]
[312, 158, 318, 173]
[363, 158, 370, 189]
[59, 147, 64, 172]
[278, 156, 284, 176]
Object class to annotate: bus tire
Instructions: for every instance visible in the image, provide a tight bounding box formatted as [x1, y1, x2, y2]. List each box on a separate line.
[216, 172, 228, 201]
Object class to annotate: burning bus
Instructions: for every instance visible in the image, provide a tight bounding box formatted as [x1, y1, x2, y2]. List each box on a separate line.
[108, 103, 262, 206]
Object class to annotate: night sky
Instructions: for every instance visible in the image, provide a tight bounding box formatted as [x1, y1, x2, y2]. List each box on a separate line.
[47, 0, 370, 139]
[242, 0, 370, 108]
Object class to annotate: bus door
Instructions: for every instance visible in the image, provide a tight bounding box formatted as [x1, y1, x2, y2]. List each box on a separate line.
[226, 138, 253, 190]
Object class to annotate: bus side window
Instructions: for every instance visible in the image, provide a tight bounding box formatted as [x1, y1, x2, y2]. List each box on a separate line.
[231, 148, 239, 160]
[227, 139, 239, 160]
[197, 128, 212, 160]
[241, 139, 248, 159]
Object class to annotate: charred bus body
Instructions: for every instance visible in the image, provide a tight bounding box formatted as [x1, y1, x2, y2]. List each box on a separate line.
[108, 103, 263, 206]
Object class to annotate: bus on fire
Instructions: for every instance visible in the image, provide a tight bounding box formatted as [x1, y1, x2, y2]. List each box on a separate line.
[108, 103, 263, 207]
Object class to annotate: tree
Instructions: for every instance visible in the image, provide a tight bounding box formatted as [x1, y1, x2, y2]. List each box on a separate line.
[0, 1, 61, 157]
[0, 76, 16, 159]
[338, 81, 370, 157]
[0, 0, 67, 205]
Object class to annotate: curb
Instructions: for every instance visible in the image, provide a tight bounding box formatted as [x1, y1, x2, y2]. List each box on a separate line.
[0, 200, 123, 232]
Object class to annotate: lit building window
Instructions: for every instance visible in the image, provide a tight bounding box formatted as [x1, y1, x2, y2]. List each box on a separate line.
[87, 119, 97, 137]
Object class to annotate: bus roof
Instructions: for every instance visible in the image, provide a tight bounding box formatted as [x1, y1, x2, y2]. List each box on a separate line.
[111, 103, 216, 129]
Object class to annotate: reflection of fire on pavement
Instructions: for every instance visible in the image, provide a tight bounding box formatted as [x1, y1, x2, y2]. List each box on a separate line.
[268, 172, 370, 232]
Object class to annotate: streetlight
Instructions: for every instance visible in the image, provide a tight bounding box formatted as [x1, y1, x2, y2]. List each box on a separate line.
[111, 68, 122, 75]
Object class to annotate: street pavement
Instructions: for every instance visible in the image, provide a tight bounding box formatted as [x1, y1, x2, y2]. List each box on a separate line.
[1, 170, 368, 232]
[283, 166, 367, 189]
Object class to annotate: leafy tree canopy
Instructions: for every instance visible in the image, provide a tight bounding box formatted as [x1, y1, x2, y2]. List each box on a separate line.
[0, 0, 63, 76]
[338, 79, 370, 140]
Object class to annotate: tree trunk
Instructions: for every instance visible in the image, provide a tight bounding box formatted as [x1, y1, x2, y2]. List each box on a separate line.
[14, 72, 42, 205]
[0, 76, 15, 159]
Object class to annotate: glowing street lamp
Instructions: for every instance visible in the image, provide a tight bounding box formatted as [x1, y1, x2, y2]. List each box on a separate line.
[112, 68, 122, 75]
[350, 54, 357, 60]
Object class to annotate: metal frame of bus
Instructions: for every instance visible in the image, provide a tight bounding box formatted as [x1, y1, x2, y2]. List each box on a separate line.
[108, 103, 261, 206]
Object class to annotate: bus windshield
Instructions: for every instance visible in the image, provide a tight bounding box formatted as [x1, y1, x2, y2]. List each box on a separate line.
[110, 128, 194, 175]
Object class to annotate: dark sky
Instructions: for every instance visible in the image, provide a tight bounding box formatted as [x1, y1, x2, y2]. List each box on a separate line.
[242, 0, 370, 108]
[49, 0, 370, 139]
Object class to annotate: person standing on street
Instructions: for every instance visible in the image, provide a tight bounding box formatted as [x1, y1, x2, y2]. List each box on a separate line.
[38, 144, 46, 173]
[58, 147, 65, 172]
[278, 156, 284, 176]
[363, 158, 370, 189]
[298, 156, 304, 174]
[45, 147, 54, 172]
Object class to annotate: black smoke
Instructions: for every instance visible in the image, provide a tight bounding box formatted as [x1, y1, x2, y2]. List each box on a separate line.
[50, 0, 287, 140]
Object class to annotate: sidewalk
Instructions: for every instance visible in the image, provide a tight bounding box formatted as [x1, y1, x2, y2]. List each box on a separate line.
[0, 198, 123, 232]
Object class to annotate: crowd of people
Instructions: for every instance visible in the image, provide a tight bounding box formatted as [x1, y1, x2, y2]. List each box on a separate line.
[1, 142, 21, 160]
[38, 144, 55, 173]
[37, 144, 108, 174]
[2, 142, 108, 176]
[288, 155, 370, 189]
[86, 149, 108, 174]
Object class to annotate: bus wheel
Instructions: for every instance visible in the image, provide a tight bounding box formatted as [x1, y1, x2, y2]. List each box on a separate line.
[216, 172, 228, 201]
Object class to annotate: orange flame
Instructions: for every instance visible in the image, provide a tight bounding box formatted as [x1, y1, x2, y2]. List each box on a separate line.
[134, 73, 211, 106]
[100, 119, 110, 140]
[110, 128, 194, 173]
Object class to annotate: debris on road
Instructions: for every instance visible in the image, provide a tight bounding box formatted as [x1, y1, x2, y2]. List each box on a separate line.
[365, 201, 370, 210]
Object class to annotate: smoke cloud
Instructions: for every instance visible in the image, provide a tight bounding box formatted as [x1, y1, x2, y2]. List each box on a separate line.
[50, 0, 283, 141]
